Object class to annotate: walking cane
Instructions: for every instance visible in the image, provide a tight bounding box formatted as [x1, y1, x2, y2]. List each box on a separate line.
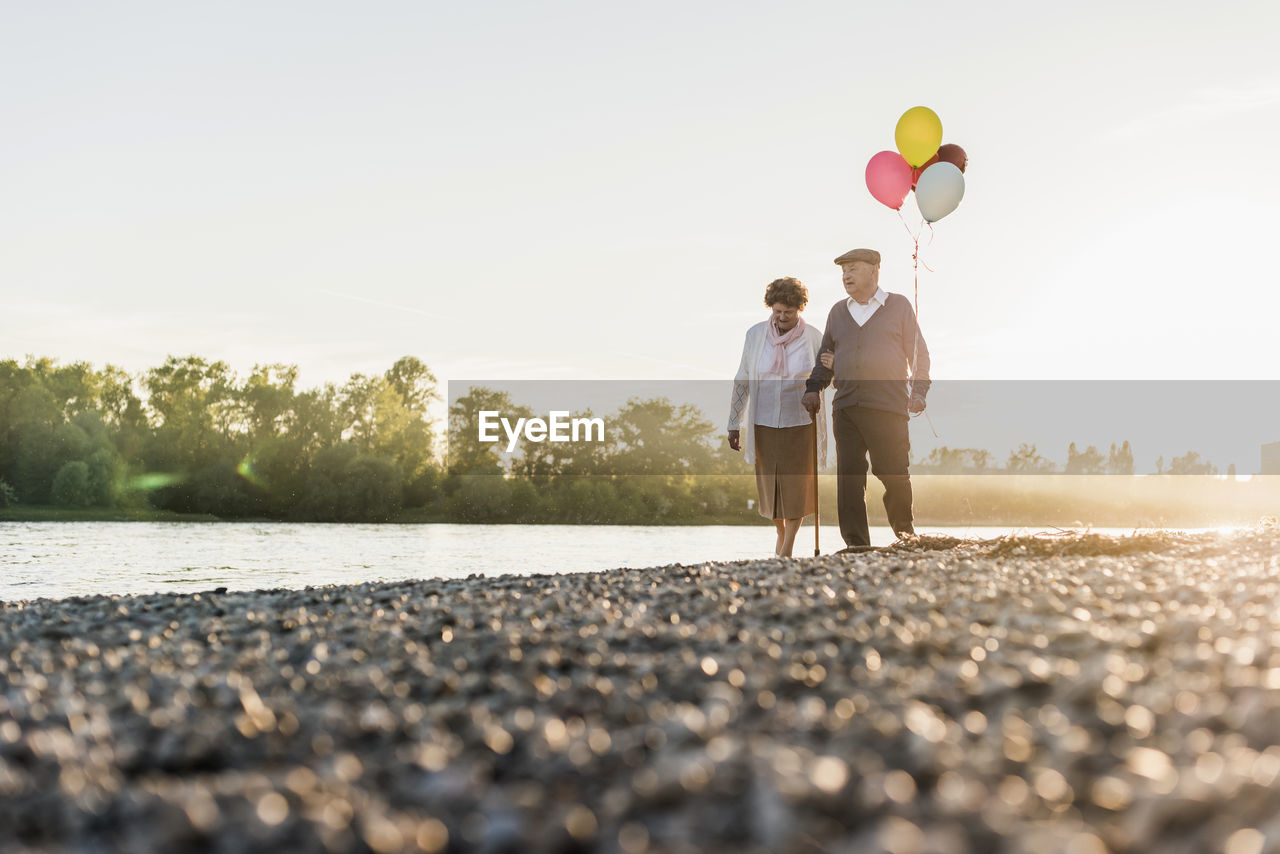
[812, 417, 820, 556]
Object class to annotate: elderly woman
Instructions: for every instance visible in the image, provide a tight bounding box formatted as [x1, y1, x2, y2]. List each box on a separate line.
[728, 277, 828, 557]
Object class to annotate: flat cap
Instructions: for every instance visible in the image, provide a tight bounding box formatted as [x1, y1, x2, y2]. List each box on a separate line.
[833, 248, 881, 267]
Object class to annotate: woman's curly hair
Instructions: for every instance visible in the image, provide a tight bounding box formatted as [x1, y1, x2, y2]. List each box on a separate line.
[763, 277, 808, 310]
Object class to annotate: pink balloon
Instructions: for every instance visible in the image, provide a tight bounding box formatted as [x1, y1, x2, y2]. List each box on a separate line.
[865, 150, 913, 210]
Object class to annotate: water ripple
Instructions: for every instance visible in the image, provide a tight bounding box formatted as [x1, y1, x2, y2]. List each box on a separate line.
[0, 521, 1198, 602]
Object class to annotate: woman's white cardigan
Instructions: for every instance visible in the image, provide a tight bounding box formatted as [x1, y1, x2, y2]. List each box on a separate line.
[728, 320, 828, 469]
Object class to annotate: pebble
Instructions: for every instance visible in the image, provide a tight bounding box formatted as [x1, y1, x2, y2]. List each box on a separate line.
[1, 528, 1279, 851]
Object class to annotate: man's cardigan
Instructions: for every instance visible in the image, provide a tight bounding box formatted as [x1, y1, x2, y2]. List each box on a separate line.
[804, 294, 931, 417]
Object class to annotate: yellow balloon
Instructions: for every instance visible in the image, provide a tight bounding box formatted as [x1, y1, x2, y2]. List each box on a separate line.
[894, 106, 943, 168]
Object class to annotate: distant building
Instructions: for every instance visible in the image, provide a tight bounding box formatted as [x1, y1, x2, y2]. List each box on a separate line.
[1264, 442, 1280, 475]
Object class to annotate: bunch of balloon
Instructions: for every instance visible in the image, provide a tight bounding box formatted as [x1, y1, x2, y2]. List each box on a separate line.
[863, 106, 968, 315]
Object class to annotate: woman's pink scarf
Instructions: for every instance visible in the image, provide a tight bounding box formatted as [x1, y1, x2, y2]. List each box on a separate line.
[765, 316, 806, 375]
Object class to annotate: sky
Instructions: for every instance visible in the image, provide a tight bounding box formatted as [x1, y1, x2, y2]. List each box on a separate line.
[3, 1, 1279, 458]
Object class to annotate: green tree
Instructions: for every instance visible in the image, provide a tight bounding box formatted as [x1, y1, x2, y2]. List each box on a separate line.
[341, 374, 394, 451]
[84, 447, 124, 506]
[1006, 443, 1057, 473]
[384, 356, 438, 416]
[921, 446, 992, 473]
[190, 466, 258, 517]
[10, 383, 65, 504]
[294, 385, 347, 453]
[296, 444, 404, 522]
[41, 359, 117, 422]
[0, 353, 446, 519]
[295, 443, 359, 521]
[144, 355, 240, 472]
[381, 356, 440, 507]
[230, 364, 312, 513]
[607, 397, 719, 476]
[511, 408, 612, 482]
[240, 363, 300, 444]
[1065, 442, 1107, 474]
[614, 476, 686, 522]
[445, 475, 513, 522]
[143, 356, 249, 514]
[342, 456, 404, 521]
[555, 479, 624, 523]
[1169, 451, 1217, 475]
[1108, 440, 1135, 475]
[341, 373, 433, 469]
[447, 388, 530, 476]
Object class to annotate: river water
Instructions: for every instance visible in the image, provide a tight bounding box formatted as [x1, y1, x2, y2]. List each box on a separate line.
[0, 522, 1201, 602]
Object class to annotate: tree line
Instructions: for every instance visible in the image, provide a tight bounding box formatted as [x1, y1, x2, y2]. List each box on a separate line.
[443, 388, 754, 523]
[918, 441, 1225, 475]
[0, 356, 1235, 524]
[0, 357, 759, 523]
[0, 355, 441, 521]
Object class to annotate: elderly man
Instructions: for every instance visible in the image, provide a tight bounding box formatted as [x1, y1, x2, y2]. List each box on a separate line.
[801, 248, 930, 548]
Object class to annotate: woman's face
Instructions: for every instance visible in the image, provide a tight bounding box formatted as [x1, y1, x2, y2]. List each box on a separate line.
[771, 302, 801, 332]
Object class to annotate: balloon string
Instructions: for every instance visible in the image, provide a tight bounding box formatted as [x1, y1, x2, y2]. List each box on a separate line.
[906, 209, 936, 437]
[922, 410, 939, 438]
[912, 219, 936, 292]
[896, 208, 916, 242]
[913, 234, 919, 318]
[908, 243, 936, 439]
[907, 216, 936, 439]
[918, 251, 934, 275]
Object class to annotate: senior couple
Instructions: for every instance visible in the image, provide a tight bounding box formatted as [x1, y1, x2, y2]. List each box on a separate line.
[727, 248, 930, 557]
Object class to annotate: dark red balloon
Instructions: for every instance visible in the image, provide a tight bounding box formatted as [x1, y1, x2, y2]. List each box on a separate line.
[910, 153, 938, 189]
[936, 143, 967, 173]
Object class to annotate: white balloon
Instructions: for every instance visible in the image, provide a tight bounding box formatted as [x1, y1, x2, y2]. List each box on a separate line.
[914, 161, 965, 223]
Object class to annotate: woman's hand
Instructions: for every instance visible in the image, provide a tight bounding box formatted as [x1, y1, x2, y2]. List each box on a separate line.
[727, 430, 741, 451]
[819, 349, 834, 370]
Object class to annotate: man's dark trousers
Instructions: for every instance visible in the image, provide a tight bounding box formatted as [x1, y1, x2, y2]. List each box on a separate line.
[833, 405, 914, 547]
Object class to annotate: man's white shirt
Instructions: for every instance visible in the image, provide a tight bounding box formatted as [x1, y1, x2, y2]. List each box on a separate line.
[846, 287, 888, 326]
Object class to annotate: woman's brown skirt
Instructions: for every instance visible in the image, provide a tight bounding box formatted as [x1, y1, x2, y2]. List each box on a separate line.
[753, 423, 816, 520]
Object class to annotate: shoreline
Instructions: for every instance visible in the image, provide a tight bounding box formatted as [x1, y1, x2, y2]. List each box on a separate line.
[2, 508, 1269, 528]
[2, 529, 1279, 851]
[5, 474, 1280, 529]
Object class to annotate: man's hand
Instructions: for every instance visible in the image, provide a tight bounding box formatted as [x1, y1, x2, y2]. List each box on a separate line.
[727, 429, 741, 451]
[801, 392, 820, 419]
[909, 397, 926, 415]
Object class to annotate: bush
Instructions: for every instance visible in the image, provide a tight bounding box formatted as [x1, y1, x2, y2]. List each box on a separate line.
[447, 476, 513, 522]
[0, 479, 17, 507]
[506, 478, 543, 522]
[342, 456, 404, 521]
[404, 465, 442, 509]
[85, 447, 123, 507]
[192, 466, 259, 517]
[296, 444, 360, 521]
[51, 461, 92, 507]
[295, 445, 404, 522]
[557, 479, 624, 523]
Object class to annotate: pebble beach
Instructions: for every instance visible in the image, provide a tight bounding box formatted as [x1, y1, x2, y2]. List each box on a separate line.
[3, 528, 1280, 853]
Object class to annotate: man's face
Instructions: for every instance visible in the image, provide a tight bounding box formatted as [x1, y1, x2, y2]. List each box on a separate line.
[841, 261, 879, 302]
